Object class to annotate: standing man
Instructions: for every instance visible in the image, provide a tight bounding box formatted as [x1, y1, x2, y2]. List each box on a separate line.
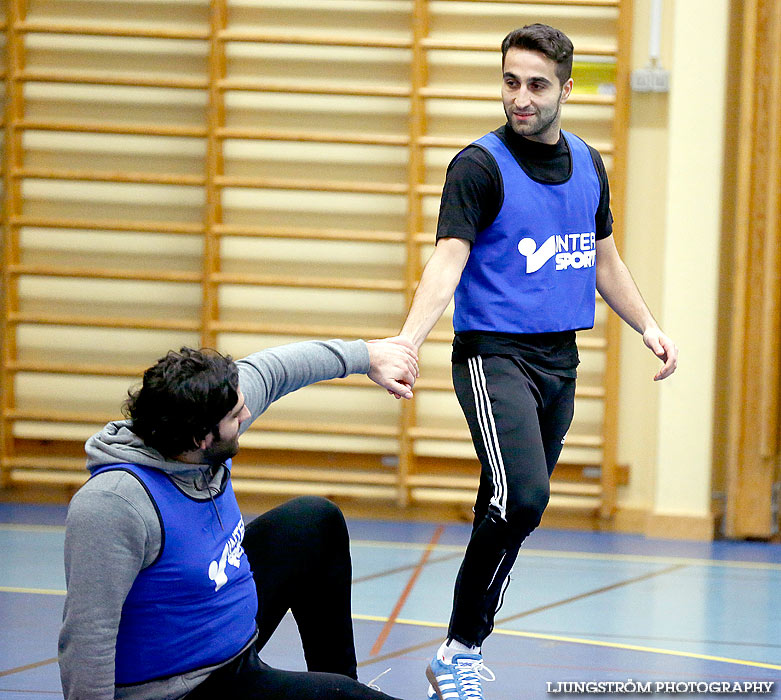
[59, 337, 417, 700]
[396, 24, 678, 700]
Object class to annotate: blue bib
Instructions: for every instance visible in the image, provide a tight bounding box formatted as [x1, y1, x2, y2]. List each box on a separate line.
[91, 462, 258, 684]
[453, 131, 600, 334]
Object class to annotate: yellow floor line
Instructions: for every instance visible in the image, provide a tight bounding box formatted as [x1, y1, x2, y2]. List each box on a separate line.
[0, 586, 65, 596]
[2, 527, 779, 571]
[488, 628, 781, 671]
[352, 539, 781, 571]
[352, 614, 781, 671]
[0, 523, 65, 533]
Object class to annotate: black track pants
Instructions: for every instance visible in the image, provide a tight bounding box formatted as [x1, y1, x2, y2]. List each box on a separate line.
[186, 496, 402, 700]
[448, 355, 576, 647]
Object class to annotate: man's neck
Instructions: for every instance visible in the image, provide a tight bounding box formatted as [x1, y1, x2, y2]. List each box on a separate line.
[175, 450, 208, 465]
[503, 124, 564, 153]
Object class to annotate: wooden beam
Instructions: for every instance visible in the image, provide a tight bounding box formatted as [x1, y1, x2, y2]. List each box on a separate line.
[599, 0, 633, 518]
[202, 0, 227, 349]
[398, 0, 430, 508]
[1, 0, 27, 488]
[723, 0, 781, 537]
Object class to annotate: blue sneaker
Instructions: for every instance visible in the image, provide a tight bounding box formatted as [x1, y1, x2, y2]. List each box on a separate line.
[425, 652, 495, 699]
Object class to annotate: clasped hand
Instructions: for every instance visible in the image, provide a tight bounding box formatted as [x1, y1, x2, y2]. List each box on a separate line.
[366, 336, 420, 399]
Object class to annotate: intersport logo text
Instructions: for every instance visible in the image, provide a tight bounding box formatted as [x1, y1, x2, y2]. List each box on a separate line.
[517, 232, 596, 274]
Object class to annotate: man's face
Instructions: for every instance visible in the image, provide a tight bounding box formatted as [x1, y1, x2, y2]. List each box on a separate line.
[202, 388, 250, 464]
[501, 48, 572, 144]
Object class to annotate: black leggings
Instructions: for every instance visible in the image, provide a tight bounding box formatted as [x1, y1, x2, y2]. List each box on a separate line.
[448, 355, 576, 647]
[186, 496, 402, 700]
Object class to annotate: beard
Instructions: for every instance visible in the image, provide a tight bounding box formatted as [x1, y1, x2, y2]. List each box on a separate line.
[505, 95, 562, 140]
[201, 432, 240, 465]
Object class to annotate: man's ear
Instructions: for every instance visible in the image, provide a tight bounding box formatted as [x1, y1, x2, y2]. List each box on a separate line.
[560, 78, 574, 103]
[196, 432, 213, 451]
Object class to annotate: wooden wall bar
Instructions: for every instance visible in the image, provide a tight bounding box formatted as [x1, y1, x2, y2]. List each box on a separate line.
[0, 0, 633, 516]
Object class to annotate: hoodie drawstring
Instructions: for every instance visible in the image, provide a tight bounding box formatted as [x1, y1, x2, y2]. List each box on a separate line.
[198, 467, 224, 530]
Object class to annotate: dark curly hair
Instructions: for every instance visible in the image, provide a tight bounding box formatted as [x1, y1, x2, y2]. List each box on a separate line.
[124, 347, 239, 459]
[501, 24, 574, 86]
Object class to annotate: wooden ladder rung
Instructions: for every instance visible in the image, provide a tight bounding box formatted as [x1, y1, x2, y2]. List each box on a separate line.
[9, 469, 89, 486]
[232, 479, 397, 500]
[8, 264, 201, 283]
[233, 465, 397, 486]
[408, 426, 603, 448]
[579, 336, 610, 350]
[219, 78, 410, 98]
[18, 120, 208, 138]
[407, 474, 602, 498]
[407, 486, 602, 510]
[12, 216, 204, 235]
[417, 184, 442, 196]
[7, 408, 119, 424]
[211, 272, 405, 292]
[212, 320, 394, 340]
[550, 482, 603, 496]
[215, 175, 408, 195]
[245, 420, 399, 438]
[17, 20, 209, 41]
[9, 313, 201, 332]
[7, 360, 145, 377]
[6, 456, 86, 471]
[217, 127, 409, 147]
[17, 168, 205, 187]
[218, 30, 411, 50]
[18, 70, 208, 90]
[547, 494, 602, 511]
[214, 223, 406, 243]
[417, 136, 472, 149]
[460, 0, 618, 6]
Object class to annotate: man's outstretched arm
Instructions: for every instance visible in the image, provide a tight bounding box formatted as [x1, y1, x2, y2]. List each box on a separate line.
[400, 237, 472, 349]
[237, 338, 419, 429]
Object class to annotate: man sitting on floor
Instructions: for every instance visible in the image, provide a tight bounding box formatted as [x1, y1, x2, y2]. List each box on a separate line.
[58, 337, 417, 700]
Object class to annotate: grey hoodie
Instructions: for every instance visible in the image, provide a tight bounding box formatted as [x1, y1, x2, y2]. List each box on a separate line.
[58, 339, 370, 700]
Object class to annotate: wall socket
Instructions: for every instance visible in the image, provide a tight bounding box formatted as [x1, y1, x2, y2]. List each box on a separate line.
[631, 66, 670, 93]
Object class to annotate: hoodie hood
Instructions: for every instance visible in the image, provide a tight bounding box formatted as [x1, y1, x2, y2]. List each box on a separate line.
[85, 420, 211, 480]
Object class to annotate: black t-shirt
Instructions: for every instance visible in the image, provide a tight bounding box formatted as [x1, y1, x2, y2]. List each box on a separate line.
[439, 124, 614, 374]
